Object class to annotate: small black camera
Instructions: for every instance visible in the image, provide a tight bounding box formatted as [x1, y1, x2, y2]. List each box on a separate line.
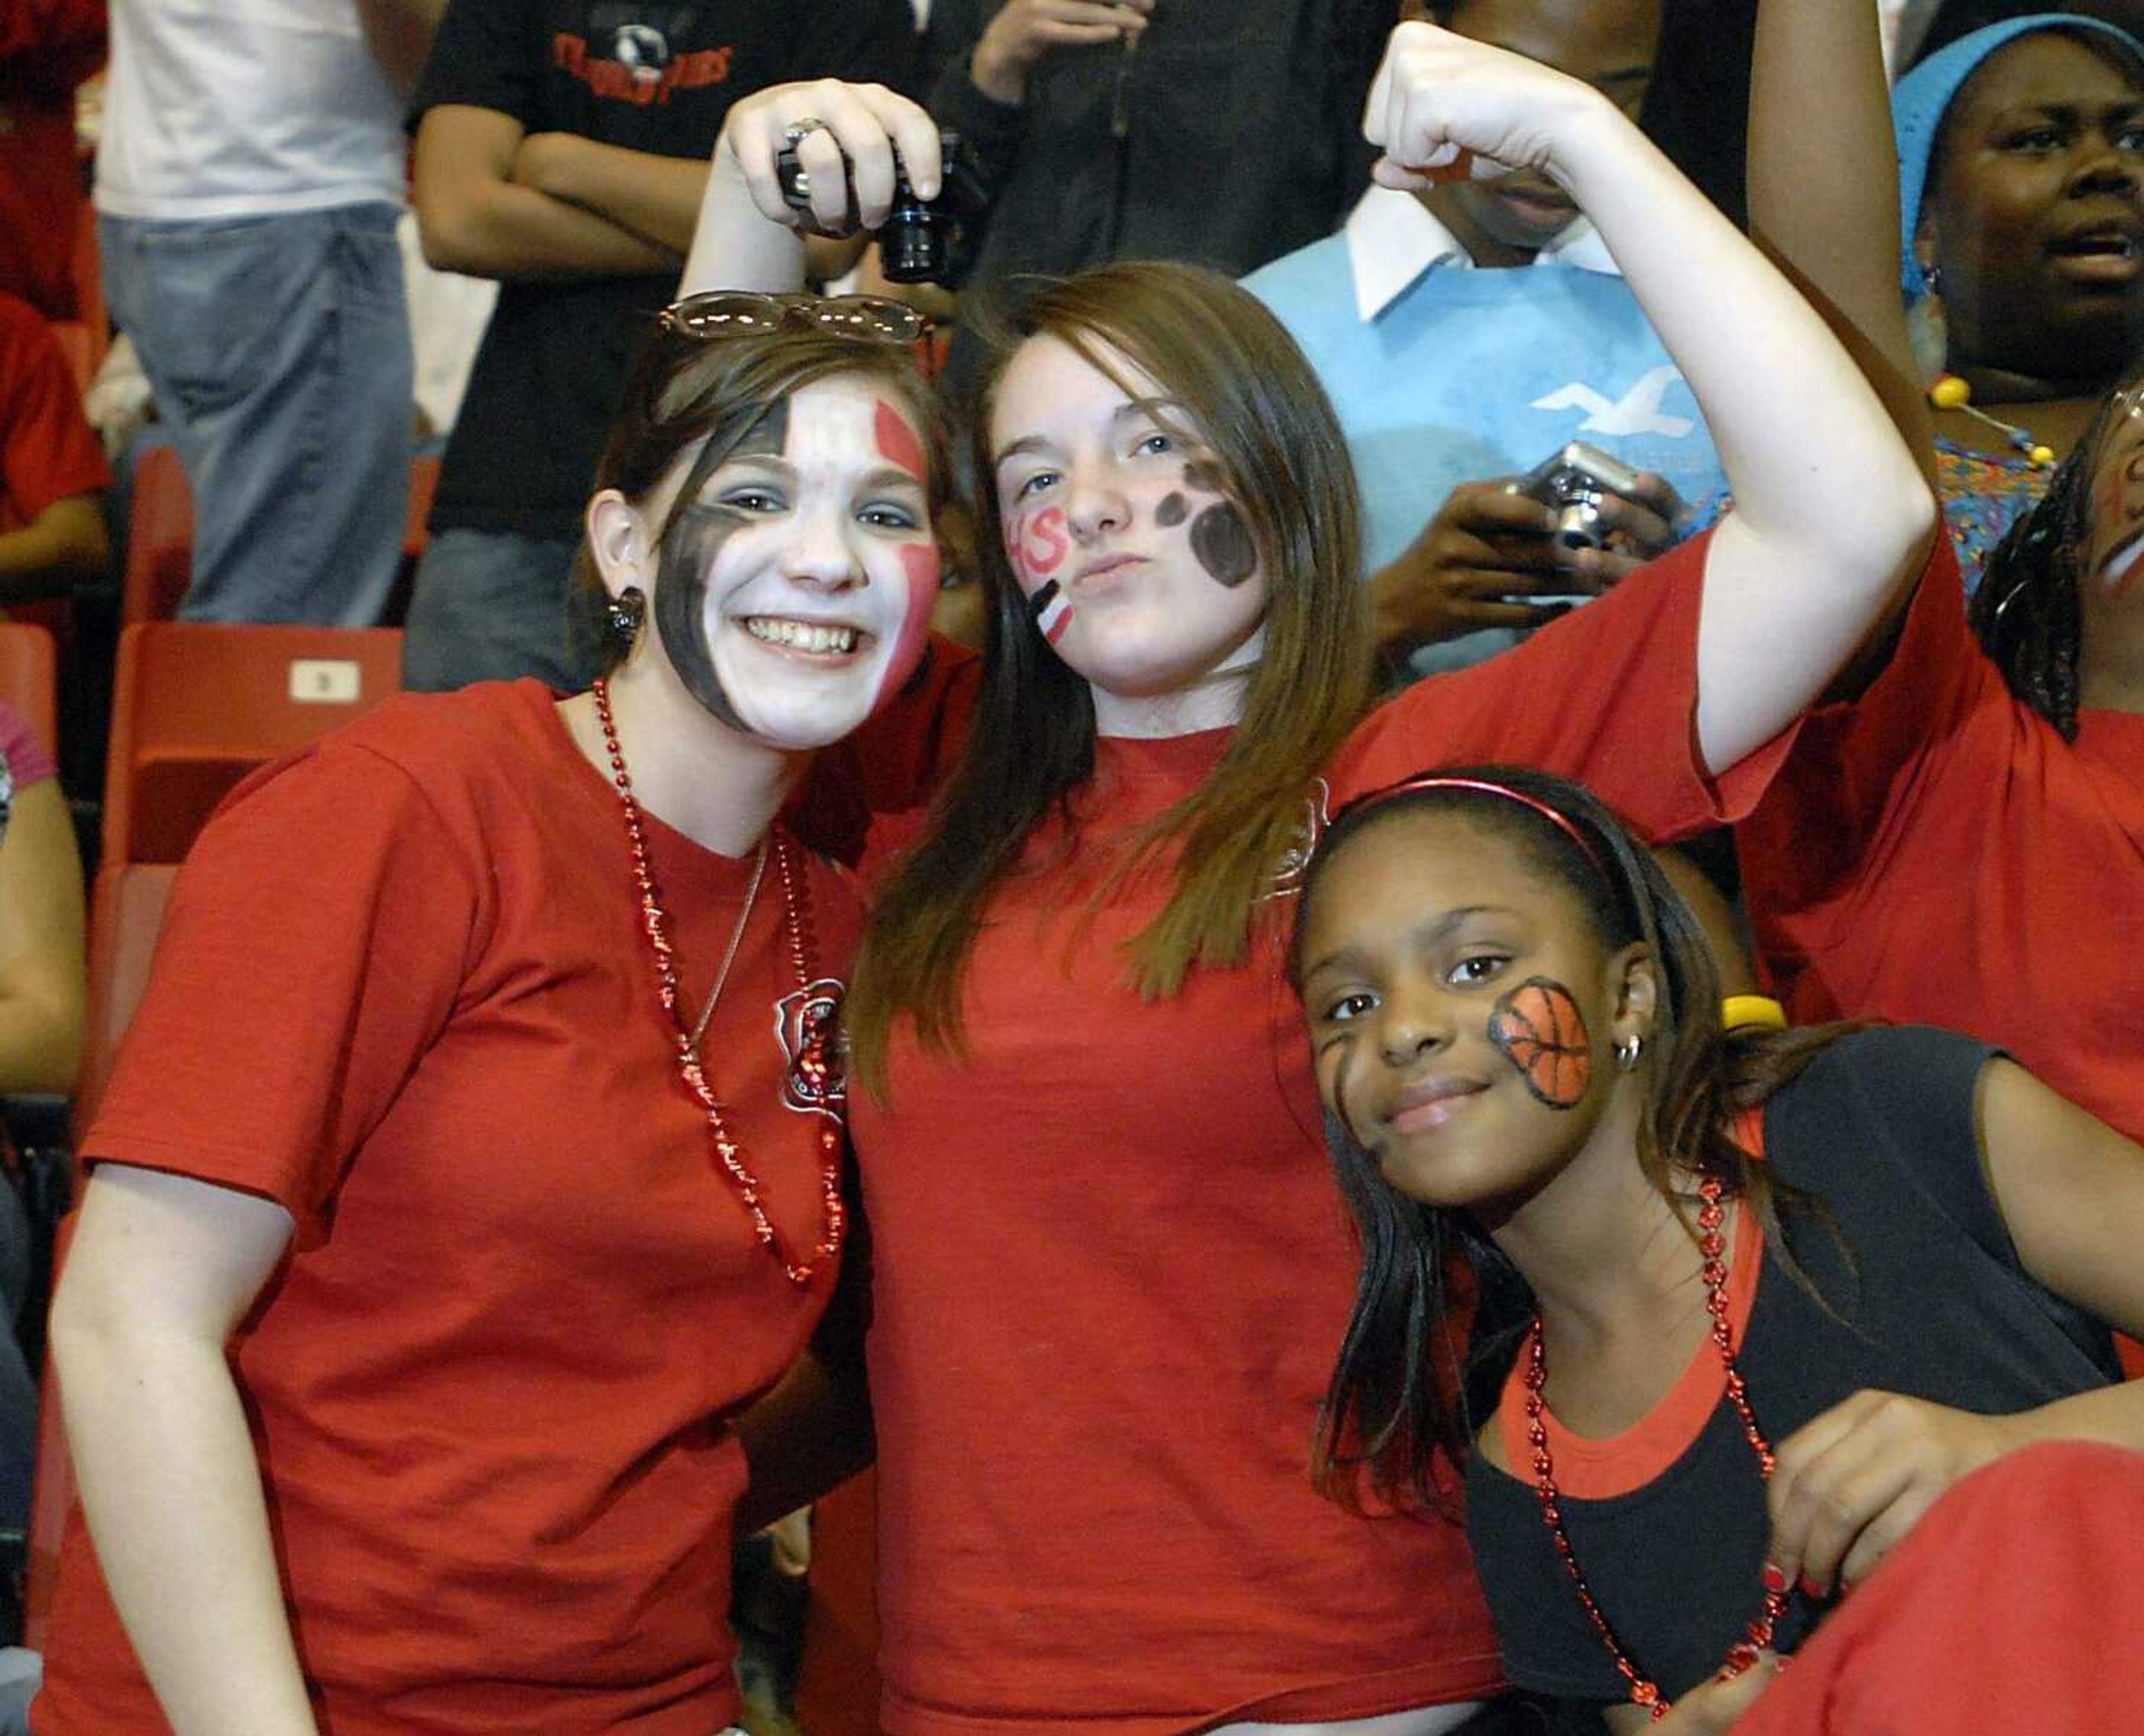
[774, 131, 988, 285]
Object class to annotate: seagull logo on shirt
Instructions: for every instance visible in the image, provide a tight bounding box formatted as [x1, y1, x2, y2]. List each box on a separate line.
[1530, 365, 1695, 439]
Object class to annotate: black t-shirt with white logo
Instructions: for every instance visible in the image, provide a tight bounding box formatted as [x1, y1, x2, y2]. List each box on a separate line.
[413, 0, 912, 540]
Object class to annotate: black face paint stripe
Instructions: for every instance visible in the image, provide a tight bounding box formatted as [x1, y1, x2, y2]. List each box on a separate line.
[655, 504, 753, 733]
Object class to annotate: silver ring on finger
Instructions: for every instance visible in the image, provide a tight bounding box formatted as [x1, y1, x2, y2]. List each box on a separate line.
[782, 117, 832, 149]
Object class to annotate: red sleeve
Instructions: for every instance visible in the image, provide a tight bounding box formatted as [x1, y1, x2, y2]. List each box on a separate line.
[1734, 534, 1982, 940]
[84, 740, 485, 1247]
[786, 634, 980, 868]
[0, 293, 108, 526]
[0, 697, 55, 787]
[1331, 527, 1792, 843]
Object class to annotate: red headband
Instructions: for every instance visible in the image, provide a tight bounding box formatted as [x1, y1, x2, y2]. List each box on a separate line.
[1335, 774, 1608, 879]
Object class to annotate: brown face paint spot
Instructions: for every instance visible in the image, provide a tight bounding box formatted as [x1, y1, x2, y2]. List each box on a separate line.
[874, 399, 926, 481]
[1487, 978, 1592, 1110]
[1189, 500, 1257, 589]
[1155, 491, 1188, 528]
[655, 503, 754, 733]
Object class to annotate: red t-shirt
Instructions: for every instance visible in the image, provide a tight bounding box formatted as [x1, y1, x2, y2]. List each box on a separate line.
[1737, 547, 2144, 1144]
[35, 681, 862, 1736]
[851, 530, 1789, 1736]
[0, 289, 107, 532]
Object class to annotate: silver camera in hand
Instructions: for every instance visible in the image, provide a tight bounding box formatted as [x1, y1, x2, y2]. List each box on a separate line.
[1509, 442, 1650, 554]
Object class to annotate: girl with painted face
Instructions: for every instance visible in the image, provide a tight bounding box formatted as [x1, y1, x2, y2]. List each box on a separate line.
[684, 28, 1933, 1736]
[1292, 766, 2144, 1735]
[1732, 0, 2144, 1216]
[1752, 8, 2144, 589]
[34, 314, 945, 1735]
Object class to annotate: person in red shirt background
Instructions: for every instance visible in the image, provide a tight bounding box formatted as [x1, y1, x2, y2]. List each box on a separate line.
[1735, 0, 2144, 1178]
[0, 0, 103, 323]
[0, 292, 108, 608]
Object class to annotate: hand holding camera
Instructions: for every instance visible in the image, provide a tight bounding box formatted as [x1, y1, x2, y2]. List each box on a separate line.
[719, 80, 946, 238]
[1371, 447, 1681, 651]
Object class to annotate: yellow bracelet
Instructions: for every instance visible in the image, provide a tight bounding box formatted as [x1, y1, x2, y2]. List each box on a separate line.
[1722, 994, 1788, 1031]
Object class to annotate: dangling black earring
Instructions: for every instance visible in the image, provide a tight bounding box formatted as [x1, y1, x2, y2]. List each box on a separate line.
[605, 586, 646, 652]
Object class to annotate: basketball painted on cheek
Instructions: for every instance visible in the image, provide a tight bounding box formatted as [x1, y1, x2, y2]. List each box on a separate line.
[1487, 978, 1593, 1109]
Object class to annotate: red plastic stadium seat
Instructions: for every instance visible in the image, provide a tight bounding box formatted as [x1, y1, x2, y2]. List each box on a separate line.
[123, 449, 440, 625]
[0, 623, 59, 759]
[73, 861, 179, 1139]
[121, 443, 196, 627]
[100, 621, 402, 868]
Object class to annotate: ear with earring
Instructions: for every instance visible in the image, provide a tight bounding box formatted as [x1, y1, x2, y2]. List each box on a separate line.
[1612, 1032, 1644, 1074]
[605, 586, 647, 653]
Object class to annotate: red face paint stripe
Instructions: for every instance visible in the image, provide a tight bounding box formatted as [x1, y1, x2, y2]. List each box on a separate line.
[875, 400, 927, 481]
[872, 539, 940, 710]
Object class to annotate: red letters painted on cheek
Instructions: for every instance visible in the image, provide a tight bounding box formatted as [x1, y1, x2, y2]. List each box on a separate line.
[875, 399, 927, 481]
[873, 540, 941, 708]
[1007, 505, 1070, 589]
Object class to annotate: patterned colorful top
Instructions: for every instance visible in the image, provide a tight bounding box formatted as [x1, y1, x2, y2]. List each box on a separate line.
[1937, 435, 2052, 596]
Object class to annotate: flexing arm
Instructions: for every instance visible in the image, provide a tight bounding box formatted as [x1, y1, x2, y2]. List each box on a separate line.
[1366, 23, 1936, 776]
[1766, 1060, 2144, 1599]
[414, 104, 678, 280]
[0, 494, 108, 599]
[1748, 0, 1936, 484]
[0, 776, 84, 1094]
[353, 0, 446, 95]
[50, 1166, 318, 1736]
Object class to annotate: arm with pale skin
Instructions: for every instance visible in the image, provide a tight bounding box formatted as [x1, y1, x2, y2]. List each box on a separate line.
[414, 104, 680, 281]
[1764, 1059, 2144, 1598]
[0, 775, 84, 1094]
[1365, 23, 1937, 776]
[49, 1165, 320, 1736]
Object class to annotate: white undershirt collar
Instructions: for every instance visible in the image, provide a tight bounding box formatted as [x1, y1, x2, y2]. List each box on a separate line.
[1343, 184, 1620, 323]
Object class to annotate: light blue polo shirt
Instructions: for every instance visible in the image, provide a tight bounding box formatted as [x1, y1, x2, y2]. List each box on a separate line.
[1244, 187, 1727, 671]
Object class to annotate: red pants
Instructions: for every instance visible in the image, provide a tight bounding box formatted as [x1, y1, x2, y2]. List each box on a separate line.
[1738, 1441, 2144, 1733]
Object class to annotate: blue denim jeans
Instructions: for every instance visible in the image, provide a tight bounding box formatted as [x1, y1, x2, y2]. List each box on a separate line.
[99, 202, 412, 626]
[401, 527, 596, 692]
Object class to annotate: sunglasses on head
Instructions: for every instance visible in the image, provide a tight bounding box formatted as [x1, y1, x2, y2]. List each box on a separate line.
[659, 291, 929, 346]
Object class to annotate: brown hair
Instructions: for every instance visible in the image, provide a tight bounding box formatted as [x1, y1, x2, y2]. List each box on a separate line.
[845, 261, 1375, 1091]
[1290, 766, 1856, 1515]
[573, 318, 949, 673]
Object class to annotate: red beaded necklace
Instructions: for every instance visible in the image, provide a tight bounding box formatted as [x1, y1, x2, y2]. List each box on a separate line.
[594, 677, 845, 1287]
[1521, 1174, 1788, 1720]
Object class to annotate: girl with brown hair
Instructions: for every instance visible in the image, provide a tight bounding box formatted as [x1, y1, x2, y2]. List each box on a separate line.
[1291, 764, 2144, 1734]
[686, 23, 1934, 1736]
[36, 305, 945, 1734]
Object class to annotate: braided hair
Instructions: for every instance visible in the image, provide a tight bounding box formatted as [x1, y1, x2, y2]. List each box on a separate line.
[1969, 369, 2144, 743]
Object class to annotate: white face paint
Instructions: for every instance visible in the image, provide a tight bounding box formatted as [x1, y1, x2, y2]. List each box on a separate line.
[989, 336, 1270, 708]
[651, 375, 940, 752]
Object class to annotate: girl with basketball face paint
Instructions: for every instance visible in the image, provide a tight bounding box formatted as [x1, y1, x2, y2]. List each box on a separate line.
[1296, 783, 1649, 1219]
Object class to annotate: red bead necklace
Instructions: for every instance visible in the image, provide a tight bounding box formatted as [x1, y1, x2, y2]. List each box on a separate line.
[1521, 1174, 1788, 1720]
[594, 677, 845, 1287]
